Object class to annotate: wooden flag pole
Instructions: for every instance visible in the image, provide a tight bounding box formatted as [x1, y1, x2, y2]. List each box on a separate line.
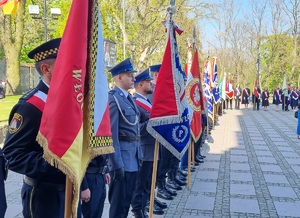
[149, 140, 160, 218]
[253, 94, 256, 110]
[212, 102, 215, 128]
[206, 112, 209, 135]
[187, 141, 191, 189]
[64, 177, 73, 218]
[284, 94, 286, 111]
[191, 138, 195, 166]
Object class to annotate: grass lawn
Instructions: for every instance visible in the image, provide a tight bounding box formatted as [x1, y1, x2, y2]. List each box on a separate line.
[0, 95, 21, 125]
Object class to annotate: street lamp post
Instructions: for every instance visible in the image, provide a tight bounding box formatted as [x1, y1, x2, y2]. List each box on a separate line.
[28, 0, 61, 42]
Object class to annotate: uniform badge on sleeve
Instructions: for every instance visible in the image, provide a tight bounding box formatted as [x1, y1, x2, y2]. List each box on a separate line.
[9, 113, 23, 134]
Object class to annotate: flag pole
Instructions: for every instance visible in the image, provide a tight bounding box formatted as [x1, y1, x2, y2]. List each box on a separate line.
[187, 140, 192, 189]
[64, 177, 73, 218]
[212, 102, 215, 128]
[191, 138, 195, 166]
[149, 140, 160, 218]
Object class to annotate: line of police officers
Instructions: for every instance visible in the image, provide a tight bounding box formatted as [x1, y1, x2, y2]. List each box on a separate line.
[1, 39, 205, 218]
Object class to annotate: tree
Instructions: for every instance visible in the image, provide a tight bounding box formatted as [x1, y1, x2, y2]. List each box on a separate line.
[0, 0, 27, 95]
[283, 0, 300, 84]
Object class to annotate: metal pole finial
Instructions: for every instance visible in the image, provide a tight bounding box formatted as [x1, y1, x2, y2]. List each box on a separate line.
[167, 0, 176, 15]
[170, 0, 175, 7]
[192, 27, 196, 49]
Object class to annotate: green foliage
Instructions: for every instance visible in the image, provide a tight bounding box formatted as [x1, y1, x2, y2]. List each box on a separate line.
[20, 0, 70, 64]
[260, 34, 294, 90]
[0, 95, 22, 124]
[0, 44, 4, 59]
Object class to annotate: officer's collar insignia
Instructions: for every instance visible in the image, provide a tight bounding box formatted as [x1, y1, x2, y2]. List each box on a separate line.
[9, 113, 23, 134]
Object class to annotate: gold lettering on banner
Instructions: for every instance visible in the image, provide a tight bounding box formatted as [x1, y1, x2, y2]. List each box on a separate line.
[72, 69, 84, 111]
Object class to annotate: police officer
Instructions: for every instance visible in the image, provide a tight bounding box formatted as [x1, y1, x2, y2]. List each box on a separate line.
[3, 38, 68, 218]
[131, 69, 164, 218]
[0, 148, 7, 217]
[107, 58, 142, 218]
[81, 155, 110, 218]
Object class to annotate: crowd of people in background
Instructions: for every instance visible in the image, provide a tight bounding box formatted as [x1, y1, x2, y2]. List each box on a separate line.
[224, 82, 300, 113]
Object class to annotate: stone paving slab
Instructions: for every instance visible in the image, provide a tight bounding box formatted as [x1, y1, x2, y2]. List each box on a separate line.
[3, 104, 300, 217]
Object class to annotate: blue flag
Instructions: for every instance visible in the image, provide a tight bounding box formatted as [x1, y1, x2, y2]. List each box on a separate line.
[211, 57, 220, 103]
[204, 60, 213, 120]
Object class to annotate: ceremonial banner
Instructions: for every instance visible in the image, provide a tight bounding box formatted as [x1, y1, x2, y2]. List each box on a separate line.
[2, 0, 20, 16]
[0, 0, 8, 6]
[36, 0, 113, 216]
[253, 77, 259, 97]
[186, 49, 202, 141]
[282, 74, 288, 95]
[211, 57, 220, 103]
[184, 44, 193, 75]
[147, 16, 190, 160]
[225, 79, 234, 99]
[218, 73, 224, 100]
[221, 72, 226, 100]
[204, 60, 213, 120]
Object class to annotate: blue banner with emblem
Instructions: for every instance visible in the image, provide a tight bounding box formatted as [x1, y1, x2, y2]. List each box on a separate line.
[147, 15, 190, 160]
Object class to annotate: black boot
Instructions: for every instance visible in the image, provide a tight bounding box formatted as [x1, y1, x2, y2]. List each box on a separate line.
[143, 207, 149, 218]
[157, 181, 174, 200]
[175, 174, 187, 186]
[165, 185, 177, 196]
[178, 169, 188, 177]
[177, 173, 187, 181]
[132, 209, 145, 218]
[154, 197, 168, 209]
[167, 173, 182, 190]
[153, 204, 165, 215]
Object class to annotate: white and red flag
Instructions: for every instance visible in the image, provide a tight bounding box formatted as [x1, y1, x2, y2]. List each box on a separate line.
[253, 77, 259, 97]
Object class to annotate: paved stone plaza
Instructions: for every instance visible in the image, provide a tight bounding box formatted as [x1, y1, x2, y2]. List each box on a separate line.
[4, 104, 300, 217]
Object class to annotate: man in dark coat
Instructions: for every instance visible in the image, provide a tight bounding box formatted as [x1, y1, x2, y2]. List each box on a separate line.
[3, 38, 68, 218]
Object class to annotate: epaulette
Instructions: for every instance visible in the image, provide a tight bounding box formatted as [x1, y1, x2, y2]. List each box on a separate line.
[108, 89, 117, 95]
[19, 88, 38, 103]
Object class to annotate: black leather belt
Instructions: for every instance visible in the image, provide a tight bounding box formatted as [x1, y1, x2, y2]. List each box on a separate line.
[86, 166, 107, 174]
[119, 135, 140, 142]
[23, 176, 65, 191]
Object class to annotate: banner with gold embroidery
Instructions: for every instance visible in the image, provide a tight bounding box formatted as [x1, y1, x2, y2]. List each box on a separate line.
[36, 0, 113, 216]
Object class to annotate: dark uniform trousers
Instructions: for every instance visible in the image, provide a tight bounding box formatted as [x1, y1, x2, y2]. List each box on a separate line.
[81, 174, 106, 218]
[81, 157, 107, 218]
[157, 146, 173, 183]
[131, 161, 153, 212]
[108, 172, 137, 218]
[0, 150, 7, 218]
[21, 183, 65, 218]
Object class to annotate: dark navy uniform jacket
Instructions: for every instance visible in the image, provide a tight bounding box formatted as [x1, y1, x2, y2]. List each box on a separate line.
[0, 148, 7, 218]
[107, 86, 142, 172]
[81, 155, 107, 190]
[3, 81, 65, 184]
[133, 93, 156, 161]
